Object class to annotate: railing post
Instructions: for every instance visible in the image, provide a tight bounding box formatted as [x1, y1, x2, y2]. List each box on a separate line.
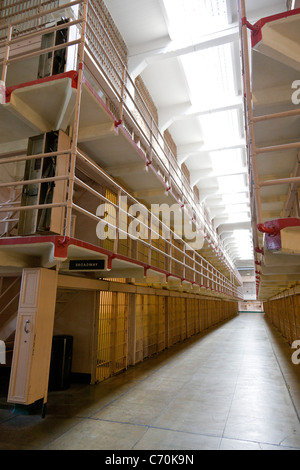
[1, 24, 12, 86]
[148, 212, 152, 267]
[119, 65, 127, 125]
[65, 0, 89, 237]
[238, 0, 263, 225]
[114, 188, 121, 254]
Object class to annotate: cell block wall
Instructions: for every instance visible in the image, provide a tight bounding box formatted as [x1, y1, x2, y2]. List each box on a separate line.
[95, 289, 238, 383]
[264, 295, 300, 346]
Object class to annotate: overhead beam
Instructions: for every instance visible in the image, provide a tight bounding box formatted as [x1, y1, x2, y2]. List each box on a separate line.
[159, 95, 243, 132]
[217, 221, 252, 234]
[178, 139, 246, 165]
[128, 25, 239, 78]
[199, 187, 250, 202]
[191, 167, 248, 186]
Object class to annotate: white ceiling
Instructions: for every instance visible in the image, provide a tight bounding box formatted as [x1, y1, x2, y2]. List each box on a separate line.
[103, 0, 287, 270]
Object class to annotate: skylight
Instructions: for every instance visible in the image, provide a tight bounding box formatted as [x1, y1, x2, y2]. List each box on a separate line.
[233, 230, 254, 260]
[180, 44, 236, 108]
[162, 0, 253, 267]
[217, 174, 247, 193]
[163, 0, 229, 44]
[199, 110, 241, 147]
[210, 149, 244, 174]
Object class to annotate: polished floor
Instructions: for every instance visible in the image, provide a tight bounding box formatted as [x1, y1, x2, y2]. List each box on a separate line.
[1, 312, 300, 450]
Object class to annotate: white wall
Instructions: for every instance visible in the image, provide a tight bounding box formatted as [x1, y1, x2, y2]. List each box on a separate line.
[53, 290, 97, 376]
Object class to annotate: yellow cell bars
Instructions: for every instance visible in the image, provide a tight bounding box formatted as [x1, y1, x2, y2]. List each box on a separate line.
[96, 290, 128, 383]
[96, 291, 112, 382]
[0, 147, 72, 237]
[96, 289, 238, 382]
[135, 294, 144, 364]
[150, 219, 167, 271]
[168, 297, 186, 347]
[102, 188, 117, 253]
[186, 297, 199, 338]
[157, 296, 166, 354]
[135, 294, 166, 363]
[264, 295, 300, 346]
[143, 295, 157, 358]
[114, 292, 128, 373]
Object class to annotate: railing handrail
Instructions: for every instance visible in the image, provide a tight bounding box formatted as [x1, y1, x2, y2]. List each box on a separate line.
[0, 0, 82, 31]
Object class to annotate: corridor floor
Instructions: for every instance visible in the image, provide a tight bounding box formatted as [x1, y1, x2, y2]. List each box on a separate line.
[1, 312, 300, 450]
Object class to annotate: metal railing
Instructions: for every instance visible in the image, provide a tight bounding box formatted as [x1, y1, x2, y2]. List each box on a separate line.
[0, 0, 243, 289]
[238, 0, 300, 295]
[72, 148, 243, 299]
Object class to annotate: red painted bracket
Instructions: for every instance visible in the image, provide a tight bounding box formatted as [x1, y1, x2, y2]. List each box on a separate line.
[114, 119, 122, 128]
[259, 218, 300, 251]
[5, 70, 78, 103]
[249, 8, 300, 48]
[241, 17, 260, 32]
[257, 223, 279, 237]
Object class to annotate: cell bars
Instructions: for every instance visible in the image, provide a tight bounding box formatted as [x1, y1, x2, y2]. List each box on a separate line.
[95, 290, 238, 382]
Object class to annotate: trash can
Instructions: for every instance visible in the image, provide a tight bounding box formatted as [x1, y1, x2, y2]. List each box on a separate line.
[49, 335, 73, 391]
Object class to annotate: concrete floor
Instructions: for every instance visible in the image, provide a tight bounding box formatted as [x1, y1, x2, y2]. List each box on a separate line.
[1, 312, 300, 450]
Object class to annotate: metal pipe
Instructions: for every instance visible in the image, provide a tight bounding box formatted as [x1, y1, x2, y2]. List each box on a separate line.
[7, 39, 81, 64]
[4, 0, 82, 28]
[253, 108, 300, 123]
[238, 0, 263, 225]
[0, 175, 68, 189]
[257, 142, 300, 154]
[8, 18, 82, 46]
[0, 150, 72, 165]
[1, 24, 12, 84]
[0, 202, 67, 213]
[260, 176, 300, 187]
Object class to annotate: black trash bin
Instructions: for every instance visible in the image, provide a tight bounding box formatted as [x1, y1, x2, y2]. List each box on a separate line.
[49, 335, 73, 391]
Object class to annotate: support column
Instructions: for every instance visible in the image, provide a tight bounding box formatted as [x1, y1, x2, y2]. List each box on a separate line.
[8, 268, 58, 417]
